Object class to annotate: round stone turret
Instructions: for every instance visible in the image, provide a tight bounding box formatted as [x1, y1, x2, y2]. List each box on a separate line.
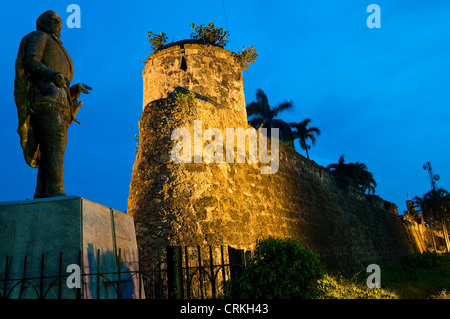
[128, 40, 255, 269]
[142, 40, 247, 123]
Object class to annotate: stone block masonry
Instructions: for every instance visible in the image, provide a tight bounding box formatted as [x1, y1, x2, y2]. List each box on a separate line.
[128, 40, 414, 274]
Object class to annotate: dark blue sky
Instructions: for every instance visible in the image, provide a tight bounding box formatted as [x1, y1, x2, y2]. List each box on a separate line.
[1, 1, 449, 214]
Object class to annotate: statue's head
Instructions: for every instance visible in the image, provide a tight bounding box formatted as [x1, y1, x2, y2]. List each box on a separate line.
[36, 10, 62, 39]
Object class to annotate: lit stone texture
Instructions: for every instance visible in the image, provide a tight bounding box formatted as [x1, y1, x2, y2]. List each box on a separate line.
[128, 40, 414, 273]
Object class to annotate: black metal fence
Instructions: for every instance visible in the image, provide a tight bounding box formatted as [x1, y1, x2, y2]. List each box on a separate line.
[0, 245, 252, 299]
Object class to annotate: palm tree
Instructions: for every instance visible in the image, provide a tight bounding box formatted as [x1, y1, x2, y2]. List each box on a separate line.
[327, 155, 346, 172]
[350, 162, 377, 194]
[327, 155, 349, 188]
[289, 119, 320, 160]
[246, 89, 294, 141]
[327, 155, 377, 194]
[414, 188, 450, 252]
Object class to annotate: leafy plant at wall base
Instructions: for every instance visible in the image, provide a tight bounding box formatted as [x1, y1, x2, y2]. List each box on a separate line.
[223, 237, 324, 299]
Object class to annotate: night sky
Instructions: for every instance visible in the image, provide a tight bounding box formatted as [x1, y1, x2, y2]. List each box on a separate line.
[1, 1, 449, 214]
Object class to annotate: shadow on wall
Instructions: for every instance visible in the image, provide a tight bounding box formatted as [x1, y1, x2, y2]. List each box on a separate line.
[83, 243, 142, 299]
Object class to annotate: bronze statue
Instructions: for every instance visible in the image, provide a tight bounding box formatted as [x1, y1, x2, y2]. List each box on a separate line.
[14, 10, 92, 198]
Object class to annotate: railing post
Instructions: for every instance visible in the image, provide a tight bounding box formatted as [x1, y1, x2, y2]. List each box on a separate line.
[39, 253, 45, 299]
[97, 249, 101, 299]
[58, 252, 63, 299]
[77, 250, 83, 299]
[220, 245, 226, 287]
[138, 247, 142, 299]
[157, 247, 162, 298]
[167, 246, 184, 299]
[151, 264, 156, 298]
[197, 246, 204, 299]
[209, 246, 216, 299]
[117, 248, 122, 299]
[18, 255, 28, 299]
[3, 256, 10, 299]
[185, 246, 191, 299]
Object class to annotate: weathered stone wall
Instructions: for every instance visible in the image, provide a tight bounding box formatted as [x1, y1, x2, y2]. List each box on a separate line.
[128, 41, 414, 273]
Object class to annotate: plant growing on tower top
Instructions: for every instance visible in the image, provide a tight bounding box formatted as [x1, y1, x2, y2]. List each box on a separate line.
[190, 22, 229, 47]
[236, 45, 259, 71]
[147, 31, 168, 52]
[147, 22, 258, 71]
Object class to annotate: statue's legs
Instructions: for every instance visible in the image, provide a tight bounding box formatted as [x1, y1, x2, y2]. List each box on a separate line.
[32, 110, 68, 198]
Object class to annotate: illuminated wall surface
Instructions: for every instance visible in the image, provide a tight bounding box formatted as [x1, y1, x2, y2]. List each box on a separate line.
[128, 41, 414, 273]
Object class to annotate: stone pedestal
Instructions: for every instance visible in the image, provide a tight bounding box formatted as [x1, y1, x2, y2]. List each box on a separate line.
[0, 196, 142, 299]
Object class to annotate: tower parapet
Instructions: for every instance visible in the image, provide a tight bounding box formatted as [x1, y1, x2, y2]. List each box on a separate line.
[142, 40, 247, 123]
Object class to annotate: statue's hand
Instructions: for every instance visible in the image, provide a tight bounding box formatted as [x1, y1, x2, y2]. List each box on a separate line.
[70, 83, 92, 100]
[73, 83, 92, 94]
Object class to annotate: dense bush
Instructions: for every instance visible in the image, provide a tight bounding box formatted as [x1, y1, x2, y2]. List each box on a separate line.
[400, 252, 442, 269]
[223, 237, 324, 299]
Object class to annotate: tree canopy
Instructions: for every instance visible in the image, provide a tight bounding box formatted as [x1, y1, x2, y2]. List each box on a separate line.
[246, 89, 294, 141]
[290, 118, 320, 160]
[413, 188, 450, 252]
[327, 155, 377, 194]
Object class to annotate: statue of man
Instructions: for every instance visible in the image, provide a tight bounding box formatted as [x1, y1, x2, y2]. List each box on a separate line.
[14, 10, 92, 198]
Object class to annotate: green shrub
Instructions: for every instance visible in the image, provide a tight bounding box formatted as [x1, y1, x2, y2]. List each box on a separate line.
[236, 45, 259, 71]
[190, 22, 229, 47]
[400, 252, 442, 269]
[148, 31, 168, 52]
[223, 237, 324, 299]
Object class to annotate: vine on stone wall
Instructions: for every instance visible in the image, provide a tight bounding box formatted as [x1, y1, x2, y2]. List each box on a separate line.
[174, 91, 196, 107]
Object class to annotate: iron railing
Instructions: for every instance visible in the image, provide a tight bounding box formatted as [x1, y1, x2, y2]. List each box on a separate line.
[0, 245, 251, 299]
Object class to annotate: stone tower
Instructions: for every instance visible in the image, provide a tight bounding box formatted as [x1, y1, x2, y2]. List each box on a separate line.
[128, 40, 260, 268]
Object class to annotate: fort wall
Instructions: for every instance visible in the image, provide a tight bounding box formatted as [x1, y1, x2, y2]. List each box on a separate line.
[128, 40, 414, 273]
